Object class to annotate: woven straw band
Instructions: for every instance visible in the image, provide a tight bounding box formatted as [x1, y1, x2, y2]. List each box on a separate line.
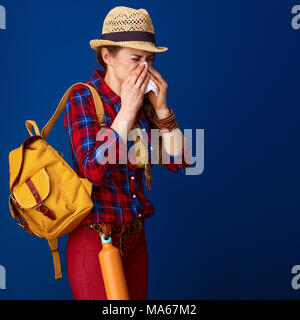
[153, 107, 179, 131]
[101, 31, 156, 44]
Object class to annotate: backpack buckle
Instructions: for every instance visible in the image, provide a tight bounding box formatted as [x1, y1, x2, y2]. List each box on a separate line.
[36, 203, 56, 220]
[10, 194, 24, 211]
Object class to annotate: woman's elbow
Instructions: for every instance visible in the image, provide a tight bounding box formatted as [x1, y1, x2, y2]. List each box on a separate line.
[79, 157, 114, 186]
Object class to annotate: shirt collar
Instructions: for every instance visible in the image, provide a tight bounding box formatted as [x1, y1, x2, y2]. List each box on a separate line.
[88, 69, 121, 108]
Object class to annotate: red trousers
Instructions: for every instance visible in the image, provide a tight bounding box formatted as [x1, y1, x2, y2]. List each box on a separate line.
[66, 221, 148, 300]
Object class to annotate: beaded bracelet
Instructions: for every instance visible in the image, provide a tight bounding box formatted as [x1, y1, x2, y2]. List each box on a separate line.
[153, 107, 179, 132]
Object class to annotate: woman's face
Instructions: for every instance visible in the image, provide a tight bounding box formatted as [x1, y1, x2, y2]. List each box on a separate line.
[108, 47, 155, 84]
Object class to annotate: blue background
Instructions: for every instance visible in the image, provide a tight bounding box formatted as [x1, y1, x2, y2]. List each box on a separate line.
[1, 0, 300, 299]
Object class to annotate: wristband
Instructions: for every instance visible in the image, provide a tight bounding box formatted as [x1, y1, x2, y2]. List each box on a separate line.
[153, 107, 179, 132]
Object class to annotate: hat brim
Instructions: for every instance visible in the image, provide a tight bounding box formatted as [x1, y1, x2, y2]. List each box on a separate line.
[90, 39, 168, 53]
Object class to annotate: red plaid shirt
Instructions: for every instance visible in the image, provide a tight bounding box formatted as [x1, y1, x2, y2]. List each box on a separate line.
[64, 69, 190, 224]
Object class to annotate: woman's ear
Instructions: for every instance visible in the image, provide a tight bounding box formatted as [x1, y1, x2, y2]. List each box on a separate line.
[101, 47, 111, 66]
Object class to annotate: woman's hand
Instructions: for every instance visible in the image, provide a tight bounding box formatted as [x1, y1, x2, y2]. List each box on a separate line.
[120, 63, 150, 118]
[146, 64, 168, 113]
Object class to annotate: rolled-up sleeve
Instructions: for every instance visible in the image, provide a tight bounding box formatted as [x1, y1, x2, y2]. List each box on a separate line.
[64, 85, 127, 186]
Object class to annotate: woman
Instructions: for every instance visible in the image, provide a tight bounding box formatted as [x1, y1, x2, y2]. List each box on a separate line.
[64, 6, 191, 300]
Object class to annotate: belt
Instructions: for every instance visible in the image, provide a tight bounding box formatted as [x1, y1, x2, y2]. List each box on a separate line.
[82, 218, 144, 256]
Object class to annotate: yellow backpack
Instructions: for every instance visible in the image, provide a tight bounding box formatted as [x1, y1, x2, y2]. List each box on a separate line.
[8, 83, 106, 279]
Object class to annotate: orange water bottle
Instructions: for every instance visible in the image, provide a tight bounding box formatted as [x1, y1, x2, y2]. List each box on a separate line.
[98, 232, 130, 300]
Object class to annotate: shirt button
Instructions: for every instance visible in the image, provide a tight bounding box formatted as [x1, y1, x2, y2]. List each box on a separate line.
[132, 194, 136, 198]
[138, 213, 142, 217]
[150, 146, 154, 150]
[131, 176, 135, 180]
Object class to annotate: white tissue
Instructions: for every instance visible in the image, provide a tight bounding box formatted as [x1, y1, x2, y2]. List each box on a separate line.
[140, 62, 159, 97]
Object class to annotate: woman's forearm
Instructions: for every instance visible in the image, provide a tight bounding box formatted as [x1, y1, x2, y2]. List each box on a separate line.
[155, 107, 186, 156]
[110, 108, 136, 144]
[160, 128, 186, 156]
[111, 105, 187, 159]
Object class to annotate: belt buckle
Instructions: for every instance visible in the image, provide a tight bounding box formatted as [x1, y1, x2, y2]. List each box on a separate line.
[130, 219, 142, 233]
[87, 223, 102, 232]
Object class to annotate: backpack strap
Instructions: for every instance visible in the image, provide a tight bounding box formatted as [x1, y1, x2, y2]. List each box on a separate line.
[48, 238, 62, 280]
[41, 82, 105, 140]
[25, 120, 41, 137]
[41, 83, 104, 279]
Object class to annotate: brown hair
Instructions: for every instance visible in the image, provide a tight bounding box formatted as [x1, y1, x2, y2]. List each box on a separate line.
[96, 45, 158, 128]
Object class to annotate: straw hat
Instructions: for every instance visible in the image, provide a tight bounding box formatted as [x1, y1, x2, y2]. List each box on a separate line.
[90, 6, 168, 53]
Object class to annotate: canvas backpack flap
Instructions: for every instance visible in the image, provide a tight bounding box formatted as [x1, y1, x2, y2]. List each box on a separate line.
[12, 167, 50, 210]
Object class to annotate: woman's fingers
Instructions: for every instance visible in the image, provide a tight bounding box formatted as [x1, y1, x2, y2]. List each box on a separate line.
[140, 73, 150, 92]
[148, 65, 163, 84]
[149, 67, 168, 90]
[149, 73, 165, 93]
[149, 73, 159, 85]
[135, 64, 149, 89]
[128, 63, 146, 85]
